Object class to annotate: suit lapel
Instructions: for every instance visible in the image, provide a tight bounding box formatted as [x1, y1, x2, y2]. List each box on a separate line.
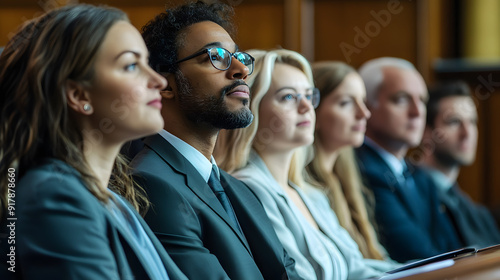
[103, 196, 188, 280]
[219, 172, 253, 253]
[401, 162, 426, 220]
[132, 208, 188, 280]
[101, 205, 159, 279]
[358, 144, 421, 219]
[143, 134, 252, 253]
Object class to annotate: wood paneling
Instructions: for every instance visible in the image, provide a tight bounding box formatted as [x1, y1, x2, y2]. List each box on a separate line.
[0, 8, 43, 46]
[1, 0, 498, 210]
[313, 0, 417, 68]
[233, 3, 284, 51]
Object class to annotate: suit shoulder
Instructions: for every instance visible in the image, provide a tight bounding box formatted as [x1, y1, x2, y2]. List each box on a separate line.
[18, 159, 90, 197]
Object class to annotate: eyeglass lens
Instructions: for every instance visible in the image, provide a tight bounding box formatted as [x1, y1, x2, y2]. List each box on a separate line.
[278, 88, 320, 109]
[302, 89, 320, 108]
[208, 48, 254, 74]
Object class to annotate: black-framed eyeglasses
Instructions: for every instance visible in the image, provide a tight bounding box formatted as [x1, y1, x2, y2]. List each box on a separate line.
[176, 47, 255, 75]
[276, 88, 321, 109]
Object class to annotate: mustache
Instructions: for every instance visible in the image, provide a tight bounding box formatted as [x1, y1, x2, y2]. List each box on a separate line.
[221, 80, 250, 97]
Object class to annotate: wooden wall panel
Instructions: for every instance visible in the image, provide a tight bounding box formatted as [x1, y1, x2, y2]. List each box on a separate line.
[484, 89, 500, 207]
[1, 0, 498, 210]
[233, 3, 284, 52]
[314, 0, 417, 68]
[120, 6, 167, 31]
[0, 4, 173, 46]
[0, 8, 43, 46]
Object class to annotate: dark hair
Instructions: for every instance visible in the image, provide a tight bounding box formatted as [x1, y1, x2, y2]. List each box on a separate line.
[0, 5, 148, 218]
[426, 80, 472, 127]
[142, 1, 235, 73]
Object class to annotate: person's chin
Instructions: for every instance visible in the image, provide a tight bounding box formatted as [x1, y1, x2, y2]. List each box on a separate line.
[225, 96, 250, 109]
[352, 137, 364, 148]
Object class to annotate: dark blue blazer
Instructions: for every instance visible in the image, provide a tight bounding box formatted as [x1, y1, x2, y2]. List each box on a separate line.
[355, 143, 463, 262]
[0, 158, 187, 280]
[130, 134, 299, 280]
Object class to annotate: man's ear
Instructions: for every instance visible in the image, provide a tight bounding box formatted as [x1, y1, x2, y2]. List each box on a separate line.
[66, 80, 93, 115]
[161, 73, 176, 100]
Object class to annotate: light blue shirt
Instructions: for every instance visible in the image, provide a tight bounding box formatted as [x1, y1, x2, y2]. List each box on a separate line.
[108, 192, 169, 280]
[158, 130, 219, 182]
[426, 168, 454, 192]
[364, 137, 407, 184]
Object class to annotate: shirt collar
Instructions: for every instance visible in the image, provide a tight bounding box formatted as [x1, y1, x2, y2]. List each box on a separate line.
[364, 137, 405, 177]
[158, 129, 217, 182]
[426, 168, 454, 192]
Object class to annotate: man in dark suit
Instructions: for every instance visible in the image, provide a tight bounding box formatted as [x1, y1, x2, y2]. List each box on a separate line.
[419, 80, 500, 248]
[130, 2, 299, 279]
[355, 57, 462, 262]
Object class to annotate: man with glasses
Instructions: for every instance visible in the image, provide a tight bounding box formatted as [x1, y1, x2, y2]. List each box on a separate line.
[130, 2, 301, 279]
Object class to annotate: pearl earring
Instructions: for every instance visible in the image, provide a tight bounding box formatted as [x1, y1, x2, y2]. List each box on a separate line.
[83, 104, 92, 112]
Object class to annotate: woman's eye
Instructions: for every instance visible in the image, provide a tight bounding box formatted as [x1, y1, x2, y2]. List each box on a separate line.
[339, 99, 352, 106]
[124, 63, 137, 72]
[282, 94, 295, 102]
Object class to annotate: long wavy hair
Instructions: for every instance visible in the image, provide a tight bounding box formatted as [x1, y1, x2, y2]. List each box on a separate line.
[215, 49, 313, 185]
[0, 4, 149, 219]
[306, 61, 385, 260]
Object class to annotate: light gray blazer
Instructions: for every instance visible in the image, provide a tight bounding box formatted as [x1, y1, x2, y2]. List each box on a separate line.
[233, 150, 400, 280]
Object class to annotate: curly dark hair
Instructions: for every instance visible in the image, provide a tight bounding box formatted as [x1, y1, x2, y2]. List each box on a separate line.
[142, 1, 235, 74]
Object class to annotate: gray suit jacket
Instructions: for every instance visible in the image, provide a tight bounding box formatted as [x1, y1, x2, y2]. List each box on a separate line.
[233, 150, 399, 280]
[0, 158, 187, 280]
[130, 134, 300, 280]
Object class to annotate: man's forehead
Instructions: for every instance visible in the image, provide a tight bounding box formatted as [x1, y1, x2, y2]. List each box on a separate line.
[380, 68, 427, 95]
[182, 21, 236, 49]
[439, 96, 477, 117]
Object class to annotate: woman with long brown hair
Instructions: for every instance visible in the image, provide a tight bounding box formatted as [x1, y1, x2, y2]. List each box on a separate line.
[306, 61, 391, 261]
[0, 4, 185, 279]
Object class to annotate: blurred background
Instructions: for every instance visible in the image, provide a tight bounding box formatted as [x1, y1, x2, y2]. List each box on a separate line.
[2, 0, 500, 215]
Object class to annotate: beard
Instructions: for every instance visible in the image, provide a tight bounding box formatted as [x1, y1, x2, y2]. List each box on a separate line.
[433, 147, 474, 168]
[175, 71, 254, 129]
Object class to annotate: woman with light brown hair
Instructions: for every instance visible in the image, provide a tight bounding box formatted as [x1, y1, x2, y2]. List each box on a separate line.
[306, 61, 391, 261]
[0, 4, 186, 279]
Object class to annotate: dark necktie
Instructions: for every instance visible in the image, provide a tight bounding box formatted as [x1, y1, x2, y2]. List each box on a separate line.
[208, 166, 242, 233]
[402, 164, 422, 216]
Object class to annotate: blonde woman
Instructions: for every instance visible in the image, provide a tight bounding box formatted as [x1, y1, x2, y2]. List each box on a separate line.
[306, 61, 391, 261]
[215, 49, 399, 280]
